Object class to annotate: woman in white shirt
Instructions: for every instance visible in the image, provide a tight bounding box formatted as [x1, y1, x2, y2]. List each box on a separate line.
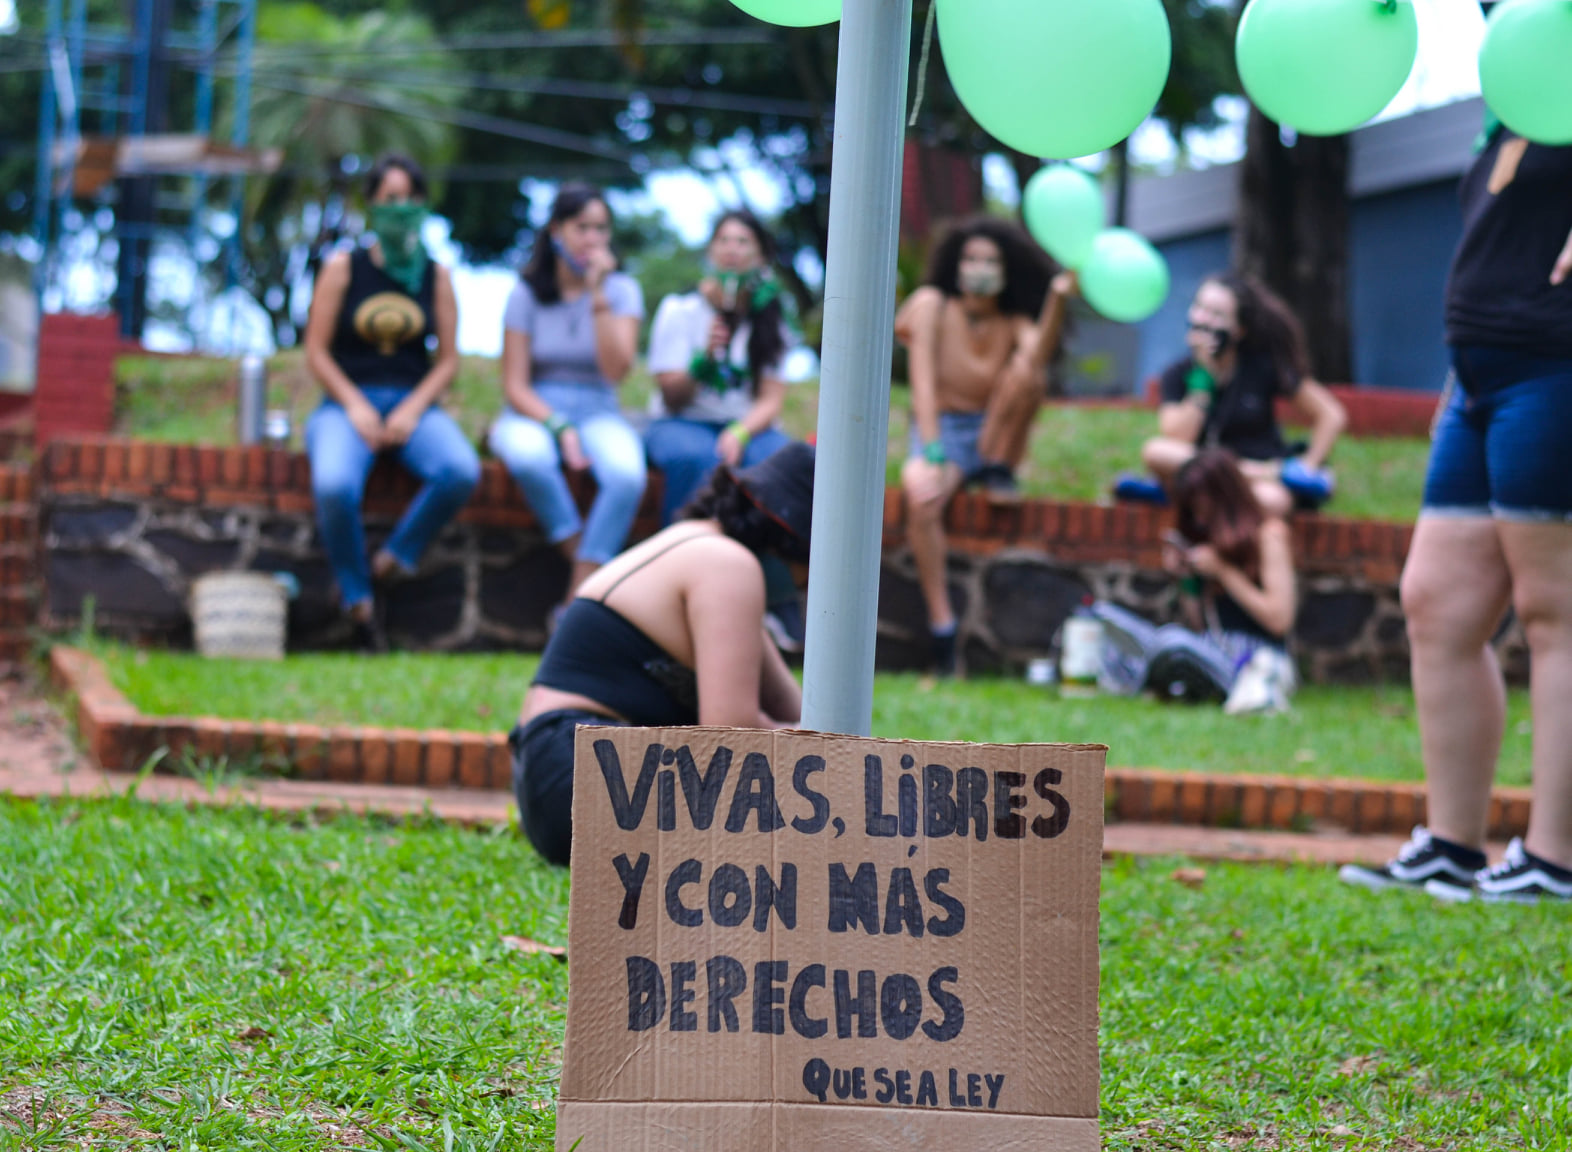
[645, 211, 797, 524]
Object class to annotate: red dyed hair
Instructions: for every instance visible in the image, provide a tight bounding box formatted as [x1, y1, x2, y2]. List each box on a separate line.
[1173, 448, 1264, 577]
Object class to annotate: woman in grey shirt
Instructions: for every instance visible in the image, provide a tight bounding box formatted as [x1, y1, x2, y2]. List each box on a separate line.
[490, 184, 646, 605]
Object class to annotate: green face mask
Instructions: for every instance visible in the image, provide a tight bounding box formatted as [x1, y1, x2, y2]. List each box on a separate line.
[712, 267, 782, 316]
[368, 202, 430, 296]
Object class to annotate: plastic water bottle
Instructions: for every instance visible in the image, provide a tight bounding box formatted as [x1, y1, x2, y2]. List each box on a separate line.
[238, 355, 267, 444]
[1059, 599, 1104, 698]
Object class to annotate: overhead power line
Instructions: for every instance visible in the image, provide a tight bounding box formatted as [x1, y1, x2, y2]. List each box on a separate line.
[250, 73, 637, 164]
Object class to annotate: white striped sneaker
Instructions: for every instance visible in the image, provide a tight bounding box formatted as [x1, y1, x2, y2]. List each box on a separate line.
[1427, 838, 1572, 905]
[1339, 826, 1482, 896]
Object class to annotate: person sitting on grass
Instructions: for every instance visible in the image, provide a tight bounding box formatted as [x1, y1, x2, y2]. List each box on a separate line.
[507, 442, 815, 866]
[303, 152, 481, 650]
[1096, 447, 1298, 714]
[1117, 273, 1346, 517]
[895, 216, 1078, 674]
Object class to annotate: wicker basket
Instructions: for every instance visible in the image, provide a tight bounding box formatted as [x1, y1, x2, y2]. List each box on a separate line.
[190, 572, 287, 660]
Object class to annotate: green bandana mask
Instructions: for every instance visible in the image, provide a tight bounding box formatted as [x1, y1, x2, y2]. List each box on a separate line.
[368, 203, 430, 296]
[712, 267, 782, 316]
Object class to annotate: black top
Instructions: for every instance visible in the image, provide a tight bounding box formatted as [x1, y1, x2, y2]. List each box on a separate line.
[330, 247, 436, 389]
[1158, 348, 1299, 462]
[1446, 132, 1572, 357]
[1213, 586, 1284, 645]
[532, 599, 699, 728]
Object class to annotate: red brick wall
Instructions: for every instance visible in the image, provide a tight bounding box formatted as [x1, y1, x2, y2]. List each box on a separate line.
[0, 463, 36, 663]
[33, 314, 124, 449]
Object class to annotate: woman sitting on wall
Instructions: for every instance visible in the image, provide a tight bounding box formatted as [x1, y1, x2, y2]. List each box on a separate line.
[490, 184, 647, 611]
[1096, 447, 1298, 714]
[1120, 273, 1346, 516]
[508, 442, 816, 866]
[303, 152, 480, 649]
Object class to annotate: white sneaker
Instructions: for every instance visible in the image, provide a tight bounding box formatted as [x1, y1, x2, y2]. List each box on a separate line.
[1224, 647, 1296, 715]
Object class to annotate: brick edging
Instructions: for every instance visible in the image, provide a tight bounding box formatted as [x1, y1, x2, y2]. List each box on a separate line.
[49, 646, 1531, 840]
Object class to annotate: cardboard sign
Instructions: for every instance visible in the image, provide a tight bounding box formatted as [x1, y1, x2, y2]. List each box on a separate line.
[558, 728, 1106, 1151]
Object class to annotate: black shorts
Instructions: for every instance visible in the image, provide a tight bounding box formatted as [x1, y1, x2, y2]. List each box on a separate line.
[509, 709, 627, 866]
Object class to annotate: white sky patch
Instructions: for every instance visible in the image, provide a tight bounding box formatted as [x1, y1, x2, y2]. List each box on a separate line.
[0, 0, 17, 35]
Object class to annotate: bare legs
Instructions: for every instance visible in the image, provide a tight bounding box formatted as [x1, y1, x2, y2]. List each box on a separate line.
[1403, 514, 1572, 868]
[900, 459, 962, 633]
[977, 368, 1046, 472]
[1142, 436, 1292, 517]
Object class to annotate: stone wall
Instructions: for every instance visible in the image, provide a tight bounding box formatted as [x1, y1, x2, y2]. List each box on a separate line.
[31, 435, 1517, 683]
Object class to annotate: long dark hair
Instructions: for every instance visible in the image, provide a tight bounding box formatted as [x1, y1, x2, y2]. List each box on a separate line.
[924, 216, 1055, 319]
[679, 468, 809, 564]
[710, 210, 787, 393]
[1174, 448, 1265, 578]
[1203, 272, 1310, 393]
[521, 183, 610, 305]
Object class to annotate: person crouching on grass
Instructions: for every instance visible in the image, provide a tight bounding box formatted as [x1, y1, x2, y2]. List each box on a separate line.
[895, 217, 1078, 675]
[507, 443, 816, 866]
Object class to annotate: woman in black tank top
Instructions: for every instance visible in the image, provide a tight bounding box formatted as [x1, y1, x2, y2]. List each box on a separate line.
[508, 443, 817, 865]
[302, 153, 480, 649]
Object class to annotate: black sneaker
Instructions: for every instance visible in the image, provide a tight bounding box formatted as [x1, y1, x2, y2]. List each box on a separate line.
[930, 630, 958, 677]
[1429, 838, 1572, 904]
[1339, 826, 1484, 896]
[967, 461, 1022, 506]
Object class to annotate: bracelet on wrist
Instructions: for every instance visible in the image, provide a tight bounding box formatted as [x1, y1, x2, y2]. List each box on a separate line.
[544, 412, 571, 438]
[923, 440, 947, 466]
[726, 421, 753, 449]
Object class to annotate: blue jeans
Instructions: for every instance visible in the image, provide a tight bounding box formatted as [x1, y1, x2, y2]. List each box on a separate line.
[1423, 344, 1572, 521]
[489, 382, 648, 564]
[306, 386, 482, 611]
[645, 417, 792, 524]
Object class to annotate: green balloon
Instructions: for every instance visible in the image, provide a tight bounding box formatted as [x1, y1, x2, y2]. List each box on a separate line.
[1023, 166, 1105, 270]
[727, 0, 840, 27]
[1080, 229, 1170, 325]
[936, 0, 1171, 160]
[1480, 0, 1572, 146]
[1237, 0, 1418, 137]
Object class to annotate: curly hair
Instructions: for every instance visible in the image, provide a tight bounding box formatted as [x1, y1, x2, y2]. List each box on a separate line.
[1201, 272, 1311, 394]
[679, 468, 808, 564]
[924, 216, 1056, 319]
[709, 210, 788, 394]
[521, 183, 611, 306]
[364, 152, 427, 202]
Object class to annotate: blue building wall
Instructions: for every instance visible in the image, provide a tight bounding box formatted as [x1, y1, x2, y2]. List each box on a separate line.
[1130, 179, 1464, 394]
[1349, 180, 1461, 392]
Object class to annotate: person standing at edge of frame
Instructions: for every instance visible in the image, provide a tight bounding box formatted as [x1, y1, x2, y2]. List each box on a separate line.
[302, 152, 481, 651]
[1341, 114, 1572, 904]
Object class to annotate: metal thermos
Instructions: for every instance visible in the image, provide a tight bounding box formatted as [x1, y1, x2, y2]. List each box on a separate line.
[238, 354, 267, 444]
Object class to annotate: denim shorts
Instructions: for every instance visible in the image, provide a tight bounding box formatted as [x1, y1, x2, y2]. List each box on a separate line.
[908, 410, 985, 478]
[508, 709, 626, 866]
[1422, 344, 1572, 521]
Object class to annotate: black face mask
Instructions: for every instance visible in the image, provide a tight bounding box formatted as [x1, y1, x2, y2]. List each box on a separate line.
[1189, 322, 1234, 358]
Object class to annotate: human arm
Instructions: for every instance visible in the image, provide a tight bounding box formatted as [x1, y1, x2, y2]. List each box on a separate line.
[1286, 379, 1346, 472]
[384, 265, 460, 445]
[1553, 224, 1572, 287]
[589, 261, 640, 384]
[900, 288, 953, 504]
[1012, 270, 1079, 378]
[1188, 519, 1297, 638]
[757, 630, 802, 727]
[501, 323, 588, 471]
[686, 551, 772, 729]
[651, 296, 728, 414]
[1155, 357, 1207, 442]
[717, 372, 787, 467]
[303, 252, 384, 449]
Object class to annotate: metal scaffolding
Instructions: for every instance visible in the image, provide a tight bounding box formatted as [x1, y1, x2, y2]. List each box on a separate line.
[31, 0, 260, 341]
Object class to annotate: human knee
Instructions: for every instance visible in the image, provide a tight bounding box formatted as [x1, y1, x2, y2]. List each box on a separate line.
[1253, 480, 1292, 520]
[436, 451, 482, 498]
[1141, 437, 1183, 475]
[1511, 578, 1572, 649]
[1402, 565, 1494, 648]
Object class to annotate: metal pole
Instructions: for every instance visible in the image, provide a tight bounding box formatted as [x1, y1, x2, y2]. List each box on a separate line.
[32, 0, 63, 309]
[799, 0, 912, 737]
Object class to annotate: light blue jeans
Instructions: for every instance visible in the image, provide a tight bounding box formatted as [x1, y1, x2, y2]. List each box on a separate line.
[489, 382, 648, 564]
[645, 417, 791, 524]
[306, 385, 482, 611]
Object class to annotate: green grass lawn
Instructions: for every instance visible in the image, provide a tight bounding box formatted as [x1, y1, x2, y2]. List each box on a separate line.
[114, 351, 1431, 523]
[1, 799, 1566, 1150]
[93, 647, 1534, 788]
